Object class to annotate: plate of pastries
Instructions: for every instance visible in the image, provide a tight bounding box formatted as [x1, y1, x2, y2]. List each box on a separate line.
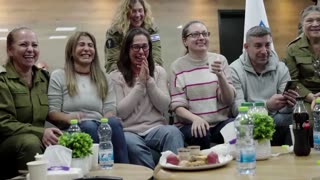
[159, 145, 233, 171]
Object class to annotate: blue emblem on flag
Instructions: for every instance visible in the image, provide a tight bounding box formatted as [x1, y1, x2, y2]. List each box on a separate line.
[259, 21, 270, 30]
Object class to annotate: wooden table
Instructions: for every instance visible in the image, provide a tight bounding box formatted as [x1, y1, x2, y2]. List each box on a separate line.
[88, 163, 153, 180]
[154, 147, 320, 180]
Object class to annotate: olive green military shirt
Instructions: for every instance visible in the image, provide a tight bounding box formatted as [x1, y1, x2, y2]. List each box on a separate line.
[283, 33, 320, 97]
[104, 24, 163, 73]
[0, 62, 49, 143]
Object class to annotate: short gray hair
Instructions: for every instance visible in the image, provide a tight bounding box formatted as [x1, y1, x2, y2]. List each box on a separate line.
[301, 5, 320, 23]
[245, 26, 272, 42]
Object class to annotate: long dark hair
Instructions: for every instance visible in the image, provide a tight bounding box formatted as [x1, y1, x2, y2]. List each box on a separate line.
[117, 27, 155, 87]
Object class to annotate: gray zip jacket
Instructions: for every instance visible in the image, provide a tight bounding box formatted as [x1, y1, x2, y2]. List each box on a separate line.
[230, 51, 292, 117]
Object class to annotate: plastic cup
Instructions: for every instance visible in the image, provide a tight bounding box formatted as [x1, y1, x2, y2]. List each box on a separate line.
[27, 160, 47, 180]
[187, 146, 201, 155]
[178, 148, 190, 161]
[91, 143, 99, 170]
[289, 124, 294, 146]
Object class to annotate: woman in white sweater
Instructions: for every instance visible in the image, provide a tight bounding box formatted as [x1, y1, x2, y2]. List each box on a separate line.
[170, 20, 236, 149]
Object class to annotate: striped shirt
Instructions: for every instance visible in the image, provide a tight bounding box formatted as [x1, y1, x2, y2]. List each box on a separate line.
[170, 53, 233, 126]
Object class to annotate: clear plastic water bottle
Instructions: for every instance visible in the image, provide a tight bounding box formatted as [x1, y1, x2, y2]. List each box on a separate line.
[253, 101, 268, 115]
[68, 119, 81, 134]
[98, 118, 114, 169]
[234, 106, 256, 175]
[313, 98, 320, 151]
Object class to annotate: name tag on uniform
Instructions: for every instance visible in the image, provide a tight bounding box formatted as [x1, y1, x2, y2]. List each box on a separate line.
[150, 34, 160, 42]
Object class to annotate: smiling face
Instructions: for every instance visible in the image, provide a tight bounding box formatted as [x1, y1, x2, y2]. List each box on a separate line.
[128, 1, 145, 28]
[8, 29, 39, 70]
[73, 35, 95, 66]
[244, 35, 272, 69]
[183, 23, 209, 54]
[129, 34, 149, 69]
[303, 11, 320, 39]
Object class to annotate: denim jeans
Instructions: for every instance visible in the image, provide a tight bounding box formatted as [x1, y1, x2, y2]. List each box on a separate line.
[125, 125, 184, 169]
[272, 113, 293, 146]
[78, 117, 129, 163]
[180, 118, 234, 150]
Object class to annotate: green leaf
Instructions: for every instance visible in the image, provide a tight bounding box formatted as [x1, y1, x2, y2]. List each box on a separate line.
[252, 113, 276, 141]
[58, 132, 93, 158]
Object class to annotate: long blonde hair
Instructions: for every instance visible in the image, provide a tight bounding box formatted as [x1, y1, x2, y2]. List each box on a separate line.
[110, 0, 154, 35]
[65, 31, 108, 100]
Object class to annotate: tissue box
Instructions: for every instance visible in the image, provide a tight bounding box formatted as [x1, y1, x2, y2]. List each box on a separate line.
[27, 168, 83, 180]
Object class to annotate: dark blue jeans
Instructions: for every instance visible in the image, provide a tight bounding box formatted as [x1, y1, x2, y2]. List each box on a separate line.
[78, 117, 129, 163]
[180, 118, 234, 149]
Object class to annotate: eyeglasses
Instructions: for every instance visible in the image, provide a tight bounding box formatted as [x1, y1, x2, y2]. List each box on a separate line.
[185, 32, 210, 38]
[130, 44, 149, 52]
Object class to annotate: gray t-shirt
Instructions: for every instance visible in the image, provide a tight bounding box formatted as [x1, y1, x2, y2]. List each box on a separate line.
[48, 69, 116, 121]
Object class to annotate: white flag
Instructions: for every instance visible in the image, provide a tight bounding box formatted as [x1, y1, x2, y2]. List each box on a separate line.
[244, 0, 274, 50]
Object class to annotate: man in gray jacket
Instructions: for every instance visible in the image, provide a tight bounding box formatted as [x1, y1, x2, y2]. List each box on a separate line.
[230, 26, 298, 146]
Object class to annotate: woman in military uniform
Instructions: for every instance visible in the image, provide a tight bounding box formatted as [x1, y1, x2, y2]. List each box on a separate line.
[285, 5, 320, 147]
[104, 0, 162, 73]
[284, 5, 320, 116]
[0, 27, 62, 178]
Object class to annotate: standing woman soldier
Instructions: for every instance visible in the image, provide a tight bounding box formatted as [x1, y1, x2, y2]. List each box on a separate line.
[0, 27, 62, 179]
[104, 0, 162, 73]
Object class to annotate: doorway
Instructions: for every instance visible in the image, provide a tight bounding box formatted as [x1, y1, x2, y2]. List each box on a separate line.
[218, 10, 245, 65]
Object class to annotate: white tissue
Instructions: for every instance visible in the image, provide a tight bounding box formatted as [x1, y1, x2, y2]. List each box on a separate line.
[43, 145, 72, 168]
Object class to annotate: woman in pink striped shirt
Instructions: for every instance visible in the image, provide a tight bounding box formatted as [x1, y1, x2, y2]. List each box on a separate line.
[170, 20, 236, 149]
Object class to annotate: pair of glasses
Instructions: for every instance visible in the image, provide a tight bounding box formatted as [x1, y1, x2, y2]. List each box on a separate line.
[185, 32, 210, 38]
[130, 44, 149, 52]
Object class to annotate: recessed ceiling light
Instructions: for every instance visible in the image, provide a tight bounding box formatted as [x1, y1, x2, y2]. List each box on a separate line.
[55, 27, 76, 31]
[49, 35, 67, 39]
[0, 37, 7, 40]
[0, 29, 8, 32]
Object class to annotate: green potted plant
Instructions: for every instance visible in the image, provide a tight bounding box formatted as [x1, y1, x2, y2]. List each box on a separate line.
[252, 113, 276, 160]
[58, 132, 93, 173]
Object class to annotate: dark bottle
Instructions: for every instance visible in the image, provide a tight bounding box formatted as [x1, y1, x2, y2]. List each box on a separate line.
[293, 97, 311, 156]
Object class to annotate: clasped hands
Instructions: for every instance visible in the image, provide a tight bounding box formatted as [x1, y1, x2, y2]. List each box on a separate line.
[137, 56, 150, 84]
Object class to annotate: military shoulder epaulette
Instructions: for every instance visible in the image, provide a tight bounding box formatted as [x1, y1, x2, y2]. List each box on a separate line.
[287, 35, 302, 47]
[0, 65, 6, 74]
[40, 69, 50, 81]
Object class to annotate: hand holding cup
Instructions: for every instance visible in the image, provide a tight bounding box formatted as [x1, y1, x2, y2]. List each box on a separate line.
[210, 57, 223, 77]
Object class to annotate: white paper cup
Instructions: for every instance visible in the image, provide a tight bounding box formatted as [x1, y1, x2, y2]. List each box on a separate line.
[27, 160, 47, 180]
[289, 124, 294, 146]
[91, 143, 99, 170]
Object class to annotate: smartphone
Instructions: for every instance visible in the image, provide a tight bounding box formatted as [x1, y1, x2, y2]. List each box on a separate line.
[283, 80, 298, 93]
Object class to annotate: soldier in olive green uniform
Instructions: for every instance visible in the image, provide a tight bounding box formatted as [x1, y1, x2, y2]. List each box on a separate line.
[0, 62, 49, 177]
[0, 27, 62, 179]
[285, 5, 320, 149]
[284, 5, 320, 118]
[105, 25, 162, 73]
[104, 0, 163, 73]
[284, 34, 320, 111]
